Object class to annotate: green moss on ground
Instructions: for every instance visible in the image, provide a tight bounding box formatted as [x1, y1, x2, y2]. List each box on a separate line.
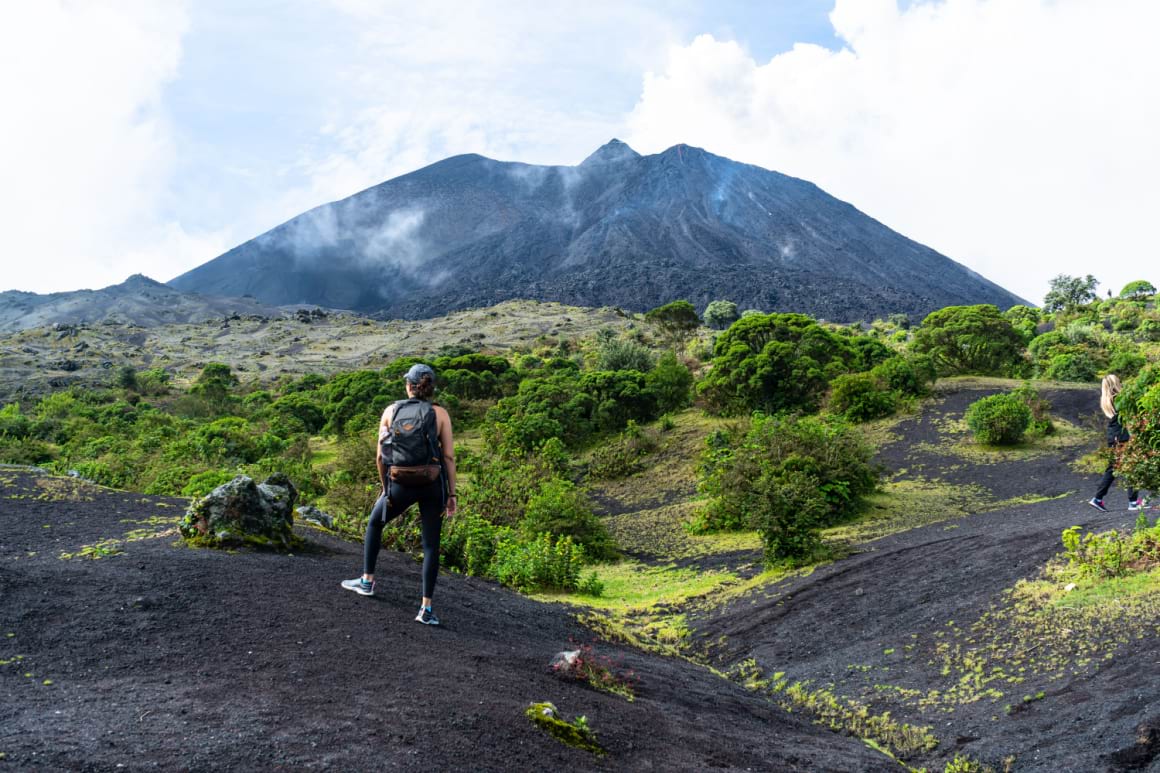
[525, 702, 604, 755]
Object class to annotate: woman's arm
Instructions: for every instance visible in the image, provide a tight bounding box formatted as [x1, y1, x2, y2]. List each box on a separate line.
[435, 406, 457, 514]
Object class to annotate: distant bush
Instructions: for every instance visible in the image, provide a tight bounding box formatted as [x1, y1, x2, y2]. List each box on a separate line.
[703, 300, 740, 330]
[588, 421, 661, 480]
[645, 351, 693, 414]
[694, 414, 878, 564]
[595, 337, 653, 373]
[520, 478, 618, 561]
[1107, 350, 1147, 379]
[181, 469, 237, 498]
[827, 373, 896, 422]
[964, 393, 1032, 445]
[1042, 352, 1098, 383]
[870, 355, 936, 397]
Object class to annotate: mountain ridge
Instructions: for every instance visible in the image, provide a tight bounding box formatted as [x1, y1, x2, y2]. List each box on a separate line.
[169, 140, 1027, 321]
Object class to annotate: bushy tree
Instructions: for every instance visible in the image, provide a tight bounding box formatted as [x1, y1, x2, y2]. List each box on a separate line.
[190, 363, 239, 411]
[1043, 274, 1099, 313]
[828, 373, 896, 422]
[910, 305, 1025, 376]
[1119, 280, 1156, 301]
[703, 300, 740, 330]
[645, 300, 700, 342]
[698, 312, 860, 415]
[646, 351, 693, 414]
[695, 414, 877, 563]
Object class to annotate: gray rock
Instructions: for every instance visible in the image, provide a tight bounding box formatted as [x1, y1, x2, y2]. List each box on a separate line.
[296, 505, 335, 530]
[179, 473, 301, 550]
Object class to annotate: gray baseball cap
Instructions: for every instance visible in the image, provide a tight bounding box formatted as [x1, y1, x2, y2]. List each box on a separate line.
[404, 363, 436, 384]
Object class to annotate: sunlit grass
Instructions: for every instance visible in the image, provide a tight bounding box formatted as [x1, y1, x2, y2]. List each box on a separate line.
[535, 559, 738, 610]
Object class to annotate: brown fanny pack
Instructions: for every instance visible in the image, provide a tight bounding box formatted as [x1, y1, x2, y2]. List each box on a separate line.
[389, 465, 442, 487]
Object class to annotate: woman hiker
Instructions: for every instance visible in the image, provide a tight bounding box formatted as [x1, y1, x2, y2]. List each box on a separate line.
[343, 364, 457, 625]
[1089, 373, 1145, 513]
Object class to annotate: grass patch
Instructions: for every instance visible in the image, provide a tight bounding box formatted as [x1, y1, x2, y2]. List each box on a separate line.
[535, 560, 737, 610]
[825, 478, 993, 544]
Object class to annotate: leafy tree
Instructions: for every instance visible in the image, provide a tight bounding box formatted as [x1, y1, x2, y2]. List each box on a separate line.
[646, 351, 693, 414]
[189, 363, 239, 412]
[1003, 305, 1041, 344]
[1043, 274, 1099, 313]
[698, 313, 861, 415]
[703, 300, 740, 330]
[1120, 280, 1156, 301]
[910, 305, 1025, 376]
[645, 300, 700, 342]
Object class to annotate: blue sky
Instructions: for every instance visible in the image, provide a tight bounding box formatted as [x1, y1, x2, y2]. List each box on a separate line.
[3, 1, 1158, 304]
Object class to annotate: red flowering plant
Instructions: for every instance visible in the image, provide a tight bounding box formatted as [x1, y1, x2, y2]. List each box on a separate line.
[549, 642, 638, 701]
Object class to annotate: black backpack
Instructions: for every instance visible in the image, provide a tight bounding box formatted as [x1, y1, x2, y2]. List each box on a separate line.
[381, 399, 442, 487]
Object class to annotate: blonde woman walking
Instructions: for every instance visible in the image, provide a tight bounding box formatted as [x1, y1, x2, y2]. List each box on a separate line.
[1089, 374, 1143, 512]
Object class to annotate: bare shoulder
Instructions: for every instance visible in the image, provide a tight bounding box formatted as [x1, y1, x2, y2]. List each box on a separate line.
[433, 404, 453, 424]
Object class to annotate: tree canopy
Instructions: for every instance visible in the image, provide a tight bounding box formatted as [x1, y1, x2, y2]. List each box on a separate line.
[698, 313, 861, 415]
[1120, 280, 1156, 301]
[1043, 274, 1099, 313]
[910, 305, 1025, 376]
[703, 300, 740, 330]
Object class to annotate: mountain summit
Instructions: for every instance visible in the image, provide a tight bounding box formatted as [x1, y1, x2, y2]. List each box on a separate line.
[169, 141, 1025, 321]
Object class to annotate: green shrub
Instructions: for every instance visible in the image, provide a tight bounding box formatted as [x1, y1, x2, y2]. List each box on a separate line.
[1107, 350, 1146, 379]
[0, 436, 56, 465]
[695, 414, 878, 563]
[491, 532, 587, 592]
[964, 393, 1032, 445]
[646, 351, 693, 414]
[520, 479, 617, 561]
[587, 421, 661, 480]
[1042, 352, 1097, 382]
[751, 469, 830, 564]
[870, 356, 935, 397]
[595, 338, 653, 372]
[827, 373, 896, 422]
[181, 469, 237, 497]
[0, 403, 32, 438]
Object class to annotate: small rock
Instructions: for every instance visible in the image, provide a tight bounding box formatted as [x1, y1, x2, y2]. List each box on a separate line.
[1064, 583, 1077, 592]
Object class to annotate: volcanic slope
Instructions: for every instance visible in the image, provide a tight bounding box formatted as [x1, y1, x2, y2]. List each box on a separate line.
[583, 380, 1160, 772]
[169, 140, 1026, 322]
[0, 469, 895, 772]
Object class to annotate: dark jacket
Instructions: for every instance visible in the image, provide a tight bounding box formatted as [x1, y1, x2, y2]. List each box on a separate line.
[1106, 412, 1130, 446]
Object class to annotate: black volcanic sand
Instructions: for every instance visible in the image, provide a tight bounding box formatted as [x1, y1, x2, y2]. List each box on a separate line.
[0, 471, 891, 772]
[691, 384, 1160, 772]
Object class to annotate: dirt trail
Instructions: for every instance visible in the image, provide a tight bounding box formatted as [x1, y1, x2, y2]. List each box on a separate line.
[0, 470, 892, 772]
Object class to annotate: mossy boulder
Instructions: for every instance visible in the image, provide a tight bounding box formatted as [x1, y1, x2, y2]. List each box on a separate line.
[179, 473, 302, 550]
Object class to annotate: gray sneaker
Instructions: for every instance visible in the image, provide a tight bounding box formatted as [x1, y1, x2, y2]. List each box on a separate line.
[341, 577, 375, 596]
[415, 606, 440, 625]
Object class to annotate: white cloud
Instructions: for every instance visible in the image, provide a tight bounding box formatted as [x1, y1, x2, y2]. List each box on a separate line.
[625, 0, 1160, 304]
[277, 1, 681, 208]
[0, 1, 221, 292]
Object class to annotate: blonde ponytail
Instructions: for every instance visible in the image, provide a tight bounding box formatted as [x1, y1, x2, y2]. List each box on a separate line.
[1100, 374, 1123, 419]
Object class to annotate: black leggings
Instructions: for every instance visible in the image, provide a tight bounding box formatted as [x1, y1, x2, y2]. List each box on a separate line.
[1095, 441, 1137, 503]
[363, 480, 446, 598]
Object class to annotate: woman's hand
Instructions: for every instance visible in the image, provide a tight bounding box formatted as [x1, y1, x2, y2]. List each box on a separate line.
[446, 494, 458, 516]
